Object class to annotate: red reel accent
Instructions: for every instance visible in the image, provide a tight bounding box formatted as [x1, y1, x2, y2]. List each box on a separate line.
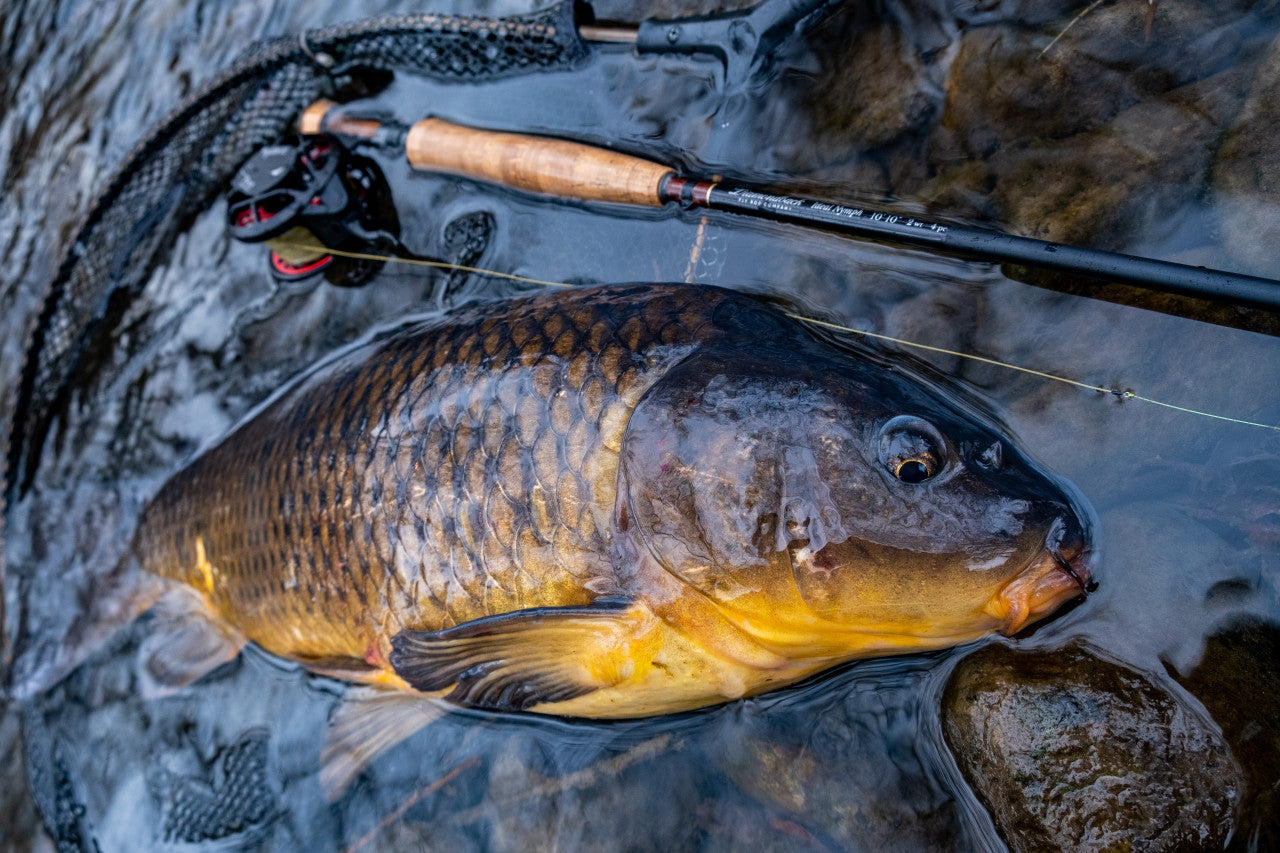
[270, 251, 333, 279]
[235, 204, 280, 228]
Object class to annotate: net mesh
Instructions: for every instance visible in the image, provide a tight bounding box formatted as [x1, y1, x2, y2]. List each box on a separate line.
[3, 2, 587, 502]
[161, 730, 274, 844]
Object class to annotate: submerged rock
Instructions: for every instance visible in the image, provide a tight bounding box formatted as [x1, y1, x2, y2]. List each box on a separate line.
[807, 20, 935, 152]
[988, 94, 1219, 249]
[1175, 620, 1280, 852]
[1212, 31, 1280, 278]
[939, 0, 1240, 158]
[928, 4, 1271, 251]
[713, 659, 964, 852]
[937, 23, 1137, 159]
[942, 642, 1242, 852]
[922, 1, 1279, 259]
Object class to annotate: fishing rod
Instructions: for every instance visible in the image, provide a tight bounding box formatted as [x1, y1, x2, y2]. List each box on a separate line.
[292, 100, 1280, 312]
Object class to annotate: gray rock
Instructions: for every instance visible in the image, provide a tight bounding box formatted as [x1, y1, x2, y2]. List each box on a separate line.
[943, 642, 1242, 852]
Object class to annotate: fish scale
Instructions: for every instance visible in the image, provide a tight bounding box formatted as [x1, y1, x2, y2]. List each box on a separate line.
[133, 284, 717, 668]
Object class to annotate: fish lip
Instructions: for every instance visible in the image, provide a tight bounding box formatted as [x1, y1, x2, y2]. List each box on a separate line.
[1046, 515, 1090, 584]
[1050, 547, 1089, 595]
[988, 539, 1093, 636]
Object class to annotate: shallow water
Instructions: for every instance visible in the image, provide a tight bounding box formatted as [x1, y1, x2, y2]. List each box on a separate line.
[3, 0, 1279, 850]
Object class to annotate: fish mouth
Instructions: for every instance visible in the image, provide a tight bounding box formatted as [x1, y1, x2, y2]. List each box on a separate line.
[986, 519, 1093, 636]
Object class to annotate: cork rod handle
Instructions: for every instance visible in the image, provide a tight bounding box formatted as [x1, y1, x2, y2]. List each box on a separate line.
[405, 117, 674, 208]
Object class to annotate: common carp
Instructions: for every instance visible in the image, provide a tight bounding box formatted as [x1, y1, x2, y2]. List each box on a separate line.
[124, 283, 1091, 725]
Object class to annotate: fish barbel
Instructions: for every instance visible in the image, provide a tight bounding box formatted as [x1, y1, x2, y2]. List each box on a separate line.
[130, 283, 1093, 719]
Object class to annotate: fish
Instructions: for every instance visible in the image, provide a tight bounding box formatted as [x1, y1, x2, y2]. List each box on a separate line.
[122, 282, 1093, 725]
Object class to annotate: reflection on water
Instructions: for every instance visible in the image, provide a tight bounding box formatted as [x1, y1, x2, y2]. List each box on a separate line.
[3, 0, 1280, 850]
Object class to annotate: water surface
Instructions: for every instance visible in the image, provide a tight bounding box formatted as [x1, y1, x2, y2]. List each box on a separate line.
[3, 0, 1279, 849]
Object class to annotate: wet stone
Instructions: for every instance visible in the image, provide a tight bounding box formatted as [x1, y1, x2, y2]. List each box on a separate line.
[1035, 0, 1243, 90]
[806, 20, 935, 152]
[713, 659, 963, 851]
[937, 1, 1242, 164]
[937, 24, 1139, 159]
[942, 642, 1242, 852]
[1212, 30, 1280, 278]
[1175, 619, 1280, 852]
[919, 3, 1279, 264]
[987, 93, 1219, 249]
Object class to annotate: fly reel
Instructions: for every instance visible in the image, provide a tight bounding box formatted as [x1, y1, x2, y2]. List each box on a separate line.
[227, 134, 399, 287]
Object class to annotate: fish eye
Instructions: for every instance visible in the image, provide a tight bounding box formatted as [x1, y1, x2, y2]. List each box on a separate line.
[894, 458, 934, 483]
[878, 416, 946, 485]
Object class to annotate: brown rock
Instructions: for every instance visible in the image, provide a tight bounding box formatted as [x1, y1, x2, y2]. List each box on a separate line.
[1037, 0, 1242, 90]
[937, 1, 1243, 161]
[807, 21, 935, 151]
[1175, 620, 1280, 852]
[943, 642, 1242, 852]
[916, 160, 996, 223]
[938, 24, 1139, 158]
[988, 94, 1219, 248]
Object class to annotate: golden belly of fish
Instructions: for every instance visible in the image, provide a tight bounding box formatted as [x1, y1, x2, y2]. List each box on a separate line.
[131, 283, 1093, 719]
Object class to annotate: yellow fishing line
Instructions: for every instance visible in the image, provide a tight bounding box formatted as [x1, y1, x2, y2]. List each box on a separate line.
[785, 313, 1115, 395]
[787, 314, 1279, 432]
[279, 242, 1280, 433]
[277, 242, 573, 290]
[1123, 394, 1279, 429]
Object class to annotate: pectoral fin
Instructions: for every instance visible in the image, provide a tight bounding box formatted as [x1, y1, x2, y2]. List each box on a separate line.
[138, 585, 246, 698]
[389, 599, 651, 712]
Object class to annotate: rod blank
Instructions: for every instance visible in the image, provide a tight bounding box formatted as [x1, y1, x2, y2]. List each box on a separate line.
[302, 102, 1280, 312]
[692, 185, 1280, 311]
